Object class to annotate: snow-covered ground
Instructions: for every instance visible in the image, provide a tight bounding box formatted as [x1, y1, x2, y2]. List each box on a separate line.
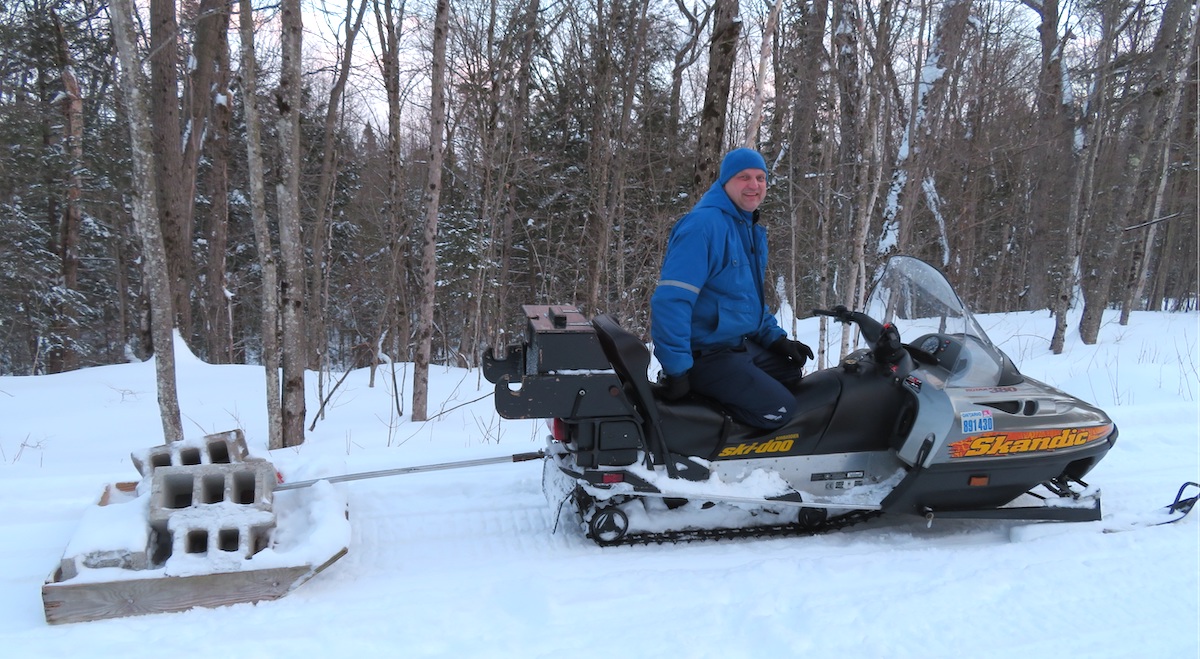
[0, 308, 1196, 657]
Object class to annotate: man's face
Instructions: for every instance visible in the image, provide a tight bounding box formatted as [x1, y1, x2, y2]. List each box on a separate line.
[723, 168, 767, 212]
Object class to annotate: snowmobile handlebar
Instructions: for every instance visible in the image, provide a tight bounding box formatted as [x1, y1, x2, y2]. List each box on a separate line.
[812, 306, 887, 345]
[812, 306, 909, 366]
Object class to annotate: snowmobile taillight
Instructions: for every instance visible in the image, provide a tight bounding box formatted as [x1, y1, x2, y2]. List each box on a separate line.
[969, 475, 990, 487]
[602, 473, 624, 484]
[550, 418, 569, 442]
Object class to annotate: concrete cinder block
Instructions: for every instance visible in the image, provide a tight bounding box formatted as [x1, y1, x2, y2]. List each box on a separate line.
[56, 482, 151, 580]
[58, 546, 152, 581]
[148, 461, 276, 528]
[131, 429, 251, 478]
[166, 511, 276, 561]
[147, 460, 278, 565]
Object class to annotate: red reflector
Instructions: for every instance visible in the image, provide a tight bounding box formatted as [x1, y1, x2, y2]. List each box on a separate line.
[602, 473, 624, 484]
[550, 418, 568, 442]
[968, 475, 990, 487]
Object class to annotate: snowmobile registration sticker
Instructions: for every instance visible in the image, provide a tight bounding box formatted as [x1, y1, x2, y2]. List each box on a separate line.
[960, 410, 993, 434]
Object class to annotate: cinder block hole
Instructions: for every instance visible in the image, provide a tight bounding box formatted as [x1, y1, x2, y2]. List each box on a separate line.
[164, 473, 195, 508]
[233, 471, 257, 504]
[150, 529, 172, 564]
[208, 440, 232, 464]
[253, 530, 270, 554]
[186, 529, 208, 554]
[179, 447, 202, 465]
[150, 453, 172, 468]
[201, 473, 226, 504]
[218, 528, 240, 552]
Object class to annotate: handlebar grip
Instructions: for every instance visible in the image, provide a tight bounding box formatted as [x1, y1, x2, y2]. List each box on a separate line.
[811, 306, 854, 323]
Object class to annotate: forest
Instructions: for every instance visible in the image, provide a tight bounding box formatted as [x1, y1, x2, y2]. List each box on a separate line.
[0, 0, 1195, 438]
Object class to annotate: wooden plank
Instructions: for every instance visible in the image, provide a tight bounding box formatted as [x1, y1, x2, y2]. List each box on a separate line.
[42, 548, 347, 625]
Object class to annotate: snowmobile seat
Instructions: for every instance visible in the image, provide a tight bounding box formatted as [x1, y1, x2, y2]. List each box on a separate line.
[590, 315, 696, 468]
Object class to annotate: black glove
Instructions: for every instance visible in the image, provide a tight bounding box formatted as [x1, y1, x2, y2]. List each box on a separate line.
[659, 371, 691, 400]
[770, 337, 814, 368]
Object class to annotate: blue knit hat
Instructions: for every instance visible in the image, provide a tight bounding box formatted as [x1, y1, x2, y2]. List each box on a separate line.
[717, 147, 768, 186]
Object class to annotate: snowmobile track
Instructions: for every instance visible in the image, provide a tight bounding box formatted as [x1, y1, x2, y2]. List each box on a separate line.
[592, 509, 886, 547]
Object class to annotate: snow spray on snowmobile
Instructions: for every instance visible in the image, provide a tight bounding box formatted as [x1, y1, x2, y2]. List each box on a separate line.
[481, 255, 1193, 546]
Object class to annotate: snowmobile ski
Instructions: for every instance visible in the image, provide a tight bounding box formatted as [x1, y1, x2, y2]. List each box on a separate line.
[1164, 481, 1199, 522]
[1100, 482, 1200, 533]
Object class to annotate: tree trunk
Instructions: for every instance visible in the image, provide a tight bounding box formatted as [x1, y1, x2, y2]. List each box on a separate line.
[743, 0, 784, 146]
[178, 0, 229, 356]
[833, 0, 863, 346]
[309, 0, 369, 382]
[1119, 7, 1195, 324]
[1079, 0, 1190, 343]
[202, 1, 233, 363]
[276, 0, 307, 446]
[370, 0, 409, 389]
[238, 0, 283, 450]
[413, 0, 449, 422]
[693, 0, 740, 197]
[668, 0, 708, 140]
[882, 0, 972, 259]
[499, 0, 539, 344]
[51, 10, 81, 373]
[149, 0, 191, 336]
[584, 0, 615, 315]
[110, 0, 184, 443]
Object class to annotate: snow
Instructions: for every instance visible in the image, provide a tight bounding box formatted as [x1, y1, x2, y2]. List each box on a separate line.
[0, 308, 1197, 657]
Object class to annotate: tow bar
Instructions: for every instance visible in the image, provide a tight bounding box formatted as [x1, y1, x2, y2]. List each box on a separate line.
[274, 450, 547, 491]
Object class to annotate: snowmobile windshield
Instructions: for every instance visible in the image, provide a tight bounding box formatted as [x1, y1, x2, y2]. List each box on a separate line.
[863, 256, 1004, 388]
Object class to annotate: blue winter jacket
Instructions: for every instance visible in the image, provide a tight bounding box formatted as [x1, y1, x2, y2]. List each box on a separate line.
[650, 182, 786, 377]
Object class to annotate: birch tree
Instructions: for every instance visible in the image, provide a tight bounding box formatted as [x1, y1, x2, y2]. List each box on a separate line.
[238, 0, 283, 450]
[276, 0, 307, 445]
[832, 0, 865, 356]
[880, 0, 974, 262]
[413, 0, 450, 422]
[368, 0, 412, 391]
[110, 0, 184, 442]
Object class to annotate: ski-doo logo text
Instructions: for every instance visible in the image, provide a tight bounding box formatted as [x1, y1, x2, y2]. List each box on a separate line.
[948, 425, 1112, 458]
[719, 435, 797, 457]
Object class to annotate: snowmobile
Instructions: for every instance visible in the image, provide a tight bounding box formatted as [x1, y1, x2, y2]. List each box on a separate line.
[482, 256, 1124, 545]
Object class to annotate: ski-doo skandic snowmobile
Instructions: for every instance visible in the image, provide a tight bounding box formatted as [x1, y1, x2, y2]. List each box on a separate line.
[483, 256, 1118, 545]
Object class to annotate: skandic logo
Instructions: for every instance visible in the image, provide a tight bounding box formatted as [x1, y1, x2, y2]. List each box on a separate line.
[948, 425, 1112, 458]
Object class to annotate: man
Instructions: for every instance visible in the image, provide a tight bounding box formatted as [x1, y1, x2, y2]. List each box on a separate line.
[650, 147, 813, 429]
